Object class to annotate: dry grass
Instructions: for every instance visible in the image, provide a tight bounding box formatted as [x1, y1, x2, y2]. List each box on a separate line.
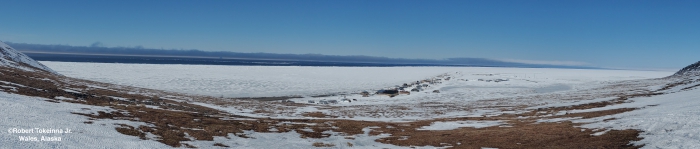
[312, 142, 335, 147]
[213, 143, 229, 147]
[302, 112, 337, 118]
[375, 121, 641, 149]
[553, 108, 637, 119]
[114, 124, 147, 140]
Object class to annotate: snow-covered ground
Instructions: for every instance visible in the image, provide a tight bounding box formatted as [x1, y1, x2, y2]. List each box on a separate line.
[181, 127, 416, 149]
[0, 91, 170, 148]
[42, 61, 672, 98]
[575, 76, 700, 149]
[0, 89, 426, 149]
[8, 61, 700, 148]
[417, 120, 504, 130]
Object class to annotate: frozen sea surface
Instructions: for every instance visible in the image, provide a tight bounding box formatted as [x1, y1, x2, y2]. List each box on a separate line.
[42, 61, 673, 98]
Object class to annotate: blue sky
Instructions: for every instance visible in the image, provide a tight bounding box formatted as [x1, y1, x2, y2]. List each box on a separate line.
[0, 0, 698, 69]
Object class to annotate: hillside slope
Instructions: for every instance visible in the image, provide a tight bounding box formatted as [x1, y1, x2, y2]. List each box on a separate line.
[674, 61, 700, 76]
[0, 40, 58, 74]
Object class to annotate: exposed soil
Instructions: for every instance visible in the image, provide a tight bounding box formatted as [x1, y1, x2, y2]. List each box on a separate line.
[230, 96, 303, 101]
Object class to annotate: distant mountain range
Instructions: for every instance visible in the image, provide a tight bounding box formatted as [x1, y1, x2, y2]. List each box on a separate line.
[7, 42, 597, 69]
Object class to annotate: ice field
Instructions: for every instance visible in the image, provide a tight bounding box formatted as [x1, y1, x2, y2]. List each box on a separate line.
[42, 61, 672, 98]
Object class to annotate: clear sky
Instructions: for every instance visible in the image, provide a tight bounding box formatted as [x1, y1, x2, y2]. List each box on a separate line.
[0, 0, 698, 70]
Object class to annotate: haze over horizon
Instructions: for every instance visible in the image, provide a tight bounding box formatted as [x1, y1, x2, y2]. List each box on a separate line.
[1, 0, 698, 70]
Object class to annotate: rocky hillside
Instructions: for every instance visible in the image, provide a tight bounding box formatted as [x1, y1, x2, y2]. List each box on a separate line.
[0, 40, 58, 74]
[674, 61, 700, 76]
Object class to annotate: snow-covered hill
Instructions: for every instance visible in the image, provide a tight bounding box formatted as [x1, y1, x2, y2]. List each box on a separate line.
[573, 61, 700, 148]
[674, 61, 700, 76]
[0, 40, 58, 75]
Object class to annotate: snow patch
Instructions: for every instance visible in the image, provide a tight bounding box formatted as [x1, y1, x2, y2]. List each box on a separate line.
[417, 120, 503, 130]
